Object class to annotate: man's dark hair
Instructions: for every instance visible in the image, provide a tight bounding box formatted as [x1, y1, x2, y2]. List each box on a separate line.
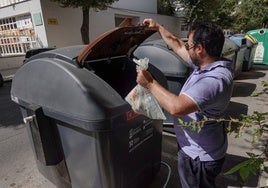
[188, 22, 224, 58]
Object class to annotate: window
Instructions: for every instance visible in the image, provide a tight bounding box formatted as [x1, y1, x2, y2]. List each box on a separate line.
[0, 14, 39, 56]
[115, 14, 139, 27]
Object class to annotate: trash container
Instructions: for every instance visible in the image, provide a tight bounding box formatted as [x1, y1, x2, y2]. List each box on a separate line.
[11, 25, 167, 188]
[23, 47, 56, 64]
[222, 37, 240, 78]
[133, 39, 190, 130]
[246, 29, 268, 65]
[229, 35, 252, 71]
[242, 34, 258, 71]
[0, 72, 3, 87]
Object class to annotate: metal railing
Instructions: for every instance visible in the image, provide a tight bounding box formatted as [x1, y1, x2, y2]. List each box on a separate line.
[0, 13, 40, 56]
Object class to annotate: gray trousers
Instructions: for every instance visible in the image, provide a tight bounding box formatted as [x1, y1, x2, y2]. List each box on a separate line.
[177, 149, 225, 188]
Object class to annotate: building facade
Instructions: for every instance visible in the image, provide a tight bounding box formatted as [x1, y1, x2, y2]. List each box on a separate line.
[0, 0, 186, 71]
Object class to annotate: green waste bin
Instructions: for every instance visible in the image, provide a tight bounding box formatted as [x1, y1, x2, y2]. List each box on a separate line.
[246, 29, 268, 65]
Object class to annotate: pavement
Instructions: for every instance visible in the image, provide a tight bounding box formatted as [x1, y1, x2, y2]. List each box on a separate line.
[0, 65, 267, 188]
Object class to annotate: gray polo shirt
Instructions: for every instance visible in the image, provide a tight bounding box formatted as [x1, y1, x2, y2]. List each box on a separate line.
[174, 59, 233, 161]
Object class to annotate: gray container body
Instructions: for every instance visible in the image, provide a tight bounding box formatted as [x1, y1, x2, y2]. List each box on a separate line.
[11, 45, 165, 188]
[229, 35, 253, 72]
[0, 72, 3, 87]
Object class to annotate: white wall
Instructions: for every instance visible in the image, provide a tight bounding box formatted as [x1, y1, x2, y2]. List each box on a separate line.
[112, 0, 157, 14]
[40, 0, 83, 47]
[39, 1, 183, 46]
[0, 0, 186, 48]
[0, 1, 39, 20]
[88, 7, 183, 42]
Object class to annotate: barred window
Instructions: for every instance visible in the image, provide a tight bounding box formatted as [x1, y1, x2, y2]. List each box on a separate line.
[0, 14, 39, 56]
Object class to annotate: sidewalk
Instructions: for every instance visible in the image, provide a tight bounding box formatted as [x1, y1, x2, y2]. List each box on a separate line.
[218, 64, 268, 188]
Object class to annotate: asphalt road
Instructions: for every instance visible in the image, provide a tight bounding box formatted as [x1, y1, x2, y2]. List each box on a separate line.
[0, 65, 267, 188]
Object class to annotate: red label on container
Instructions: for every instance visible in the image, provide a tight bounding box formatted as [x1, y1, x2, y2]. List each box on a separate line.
[126, 110, 139, 121]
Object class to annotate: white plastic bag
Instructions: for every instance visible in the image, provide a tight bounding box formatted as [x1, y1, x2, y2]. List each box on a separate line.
[125, 58, 166, 120]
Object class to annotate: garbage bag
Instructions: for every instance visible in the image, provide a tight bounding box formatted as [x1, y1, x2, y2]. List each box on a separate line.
[125, 58, 166, 120]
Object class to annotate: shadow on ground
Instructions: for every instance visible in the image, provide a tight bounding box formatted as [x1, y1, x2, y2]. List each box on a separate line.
[236, 71, 266, 80]
[232, 82, 256, 97]
[224, 101, 248, 119]
[253, 65, 268, 71]
[216, 153, 259, 188]
[236, 65, 267, 80]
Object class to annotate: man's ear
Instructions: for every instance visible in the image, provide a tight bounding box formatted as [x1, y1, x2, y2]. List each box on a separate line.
[195, 43, 205, 55]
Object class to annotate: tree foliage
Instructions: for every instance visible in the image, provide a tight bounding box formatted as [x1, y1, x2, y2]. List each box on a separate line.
[158, 0, 174, 16]
[50, 0, 118, 44]
[176, 0, 226, 24]
[175, 0, 268, 32]
[232, 0, 268, 32]
[51, 0, 118, 9]
[215, 0, 237, 29]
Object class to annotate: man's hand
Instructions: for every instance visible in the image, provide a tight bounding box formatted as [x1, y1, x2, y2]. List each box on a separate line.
[143, 18, 160, 31]
[136, 70, 154, 89]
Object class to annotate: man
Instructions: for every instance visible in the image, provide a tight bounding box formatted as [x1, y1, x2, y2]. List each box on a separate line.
[136, 18, 233, 188]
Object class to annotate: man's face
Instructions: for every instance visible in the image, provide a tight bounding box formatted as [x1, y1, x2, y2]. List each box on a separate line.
[187, 32, 201, 67]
